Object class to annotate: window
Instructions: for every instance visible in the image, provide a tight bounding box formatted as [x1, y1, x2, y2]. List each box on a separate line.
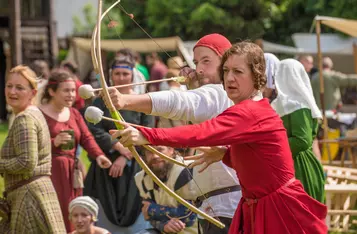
[0, 0, 9, 15]
[21, 0, 49, 19]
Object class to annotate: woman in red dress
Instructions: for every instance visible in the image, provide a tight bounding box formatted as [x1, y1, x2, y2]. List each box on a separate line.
[39, 69, 112, 232]
[110, 42, 328, 234]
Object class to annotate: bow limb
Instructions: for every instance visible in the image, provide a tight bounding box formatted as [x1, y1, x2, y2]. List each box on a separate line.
[90, 1, 186, 168]
[95, 0, 224, 228]
[91, 0, 121, 73]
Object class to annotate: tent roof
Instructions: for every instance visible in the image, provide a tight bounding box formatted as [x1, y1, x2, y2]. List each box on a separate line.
[183, 40, 301, 55]
[315, 15, 357, 37]
[262, 40, 302, 54]
[72, 36, 183, 53]
[292, 33, 357, 55]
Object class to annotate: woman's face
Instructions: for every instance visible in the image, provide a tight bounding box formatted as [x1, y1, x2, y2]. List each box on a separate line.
[111, 64, 133, 86]
[5, 73, 36, 113]
[49, 79, 76, 107]
[70, 207, 93, 233]
[223, 54, 255, 104]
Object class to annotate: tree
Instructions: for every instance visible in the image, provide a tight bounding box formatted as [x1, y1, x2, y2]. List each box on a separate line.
[264, 0, 357, 45]
[72, 2, 124, 39]
[74, 0, 357, 45]
[143, 0, 280, 42]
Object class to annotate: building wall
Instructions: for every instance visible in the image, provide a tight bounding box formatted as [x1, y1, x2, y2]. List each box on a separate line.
[53, 0, 97, 38]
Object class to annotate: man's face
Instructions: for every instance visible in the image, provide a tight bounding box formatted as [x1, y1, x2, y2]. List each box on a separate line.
[144, 146, 174, 179]
[193, 47, 222, 86]
[300, 56, 314, 73]
[145, 55, 154, 67]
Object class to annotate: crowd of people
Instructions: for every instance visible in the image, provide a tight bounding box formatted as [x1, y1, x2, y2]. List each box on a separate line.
[3, 32, 357, 233]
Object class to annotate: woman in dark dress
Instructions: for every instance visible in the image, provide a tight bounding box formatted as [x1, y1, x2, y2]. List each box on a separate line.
[84, 55, 154, 233]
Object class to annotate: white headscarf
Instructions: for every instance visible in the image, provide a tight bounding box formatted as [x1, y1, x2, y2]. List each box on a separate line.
[264, 53, 280, 89]
[271, 59, 322, 119]
[69, 196, 99, 221]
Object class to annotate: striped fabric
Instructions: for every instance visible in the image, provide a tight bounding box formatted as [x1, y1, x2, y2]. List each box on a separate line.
[0, 106, 66, 233]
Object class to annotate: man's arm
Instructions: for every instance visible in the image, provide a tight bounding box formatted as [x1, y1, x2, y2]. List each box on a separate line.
[332, 71, 357, 87]
[108, 88, 153, 114]
[149, 220, 167, 233]
[147, 202, 196, 227]
[109, 84, 232, 123]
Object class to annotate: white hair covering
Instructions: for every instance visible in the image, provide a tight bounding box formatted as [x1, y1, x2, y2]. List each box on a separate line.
[264, 53, 280, 89]
[271, 59, 322, 119]
[69, 196, 99, 221]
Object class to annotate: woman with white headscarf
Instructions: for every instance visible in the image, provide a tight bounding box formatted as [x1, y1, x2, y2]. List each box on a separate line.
[271, 59, 325, 202]
[263, 53, 280, 102]
[69, 196, 111, 234]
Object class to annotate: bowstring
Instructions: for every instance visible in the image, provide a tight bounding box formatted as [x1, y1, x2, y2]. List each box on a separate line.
[116, 3, 189, 76]
[108, 1, 220, 221]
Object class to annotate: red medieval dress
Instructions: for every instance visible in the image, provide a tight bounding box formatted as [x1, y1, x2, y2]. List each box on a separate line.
[139, 98, 327, 234]
[42, 108, 104, 232]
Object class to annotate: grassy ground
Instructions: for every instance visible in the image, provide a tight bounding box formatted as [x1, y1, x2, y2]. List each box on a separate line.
[0, 122, 7, 196]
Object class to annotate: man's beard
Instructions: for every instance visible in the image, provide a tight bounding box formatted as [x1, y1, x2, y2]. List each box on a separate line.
[196, 73, 220, 87]
[146, 157, 175, 180]
[151, 162, 173, 180]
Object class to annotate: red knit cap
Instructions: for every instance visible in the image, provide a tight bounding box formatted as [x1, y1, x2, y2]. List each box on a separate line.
[193, 34, 232, 57]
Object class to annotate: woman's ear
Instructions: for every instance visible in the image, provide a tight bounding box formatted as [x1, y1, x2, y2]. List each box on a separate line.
[31, 89, 38, 98]
[48, 88, 55, 97]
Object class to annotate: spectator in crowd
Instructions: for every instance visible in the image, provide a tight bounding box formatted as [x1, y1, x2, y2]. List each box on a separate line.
[146, 52, 168, 92]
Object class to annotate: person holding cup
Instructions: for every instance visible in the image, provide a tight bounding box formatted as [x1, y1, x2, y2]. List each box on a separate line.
[39, 69, 112, 232]
[0, 65, 66, 233]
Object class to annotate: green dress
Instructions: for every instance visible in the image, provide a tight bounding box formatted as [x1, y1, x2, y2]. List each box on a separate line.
[281, 108, 325, 202]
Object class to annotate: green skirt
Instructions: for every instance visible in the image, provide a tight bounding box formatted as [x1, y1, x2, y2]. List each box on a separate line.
[294, 149, 325, 203]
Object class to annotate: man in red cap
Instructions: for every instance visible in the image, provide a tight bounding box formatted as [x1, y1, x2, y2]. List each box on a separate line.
[105, 33, 239, 234]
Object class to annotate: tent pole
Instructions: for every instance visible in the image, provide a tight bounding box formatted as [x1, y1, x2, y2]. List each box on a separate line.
[353, 43, 357, 74]
[316, 20, 328, 144]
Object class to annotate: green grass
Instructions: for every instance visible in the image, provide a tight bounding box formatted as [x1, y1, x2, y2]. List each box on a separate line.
[80, 150, 91, 170]
[0, 122, 8, 196]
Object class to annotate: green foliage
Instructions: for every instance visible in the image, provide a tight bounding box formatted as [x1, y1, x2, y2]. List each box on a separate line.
[142, 0, 274, 42]
[57, 49, 68, 63]
[72, 2, 124, 39]
[74, 0, 357, 45]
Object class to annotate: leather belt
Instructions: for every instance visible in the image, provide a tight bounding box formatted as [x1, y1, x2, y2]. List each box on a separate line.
[195, 185, 241, 207]
[3, 175, 48, 198]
